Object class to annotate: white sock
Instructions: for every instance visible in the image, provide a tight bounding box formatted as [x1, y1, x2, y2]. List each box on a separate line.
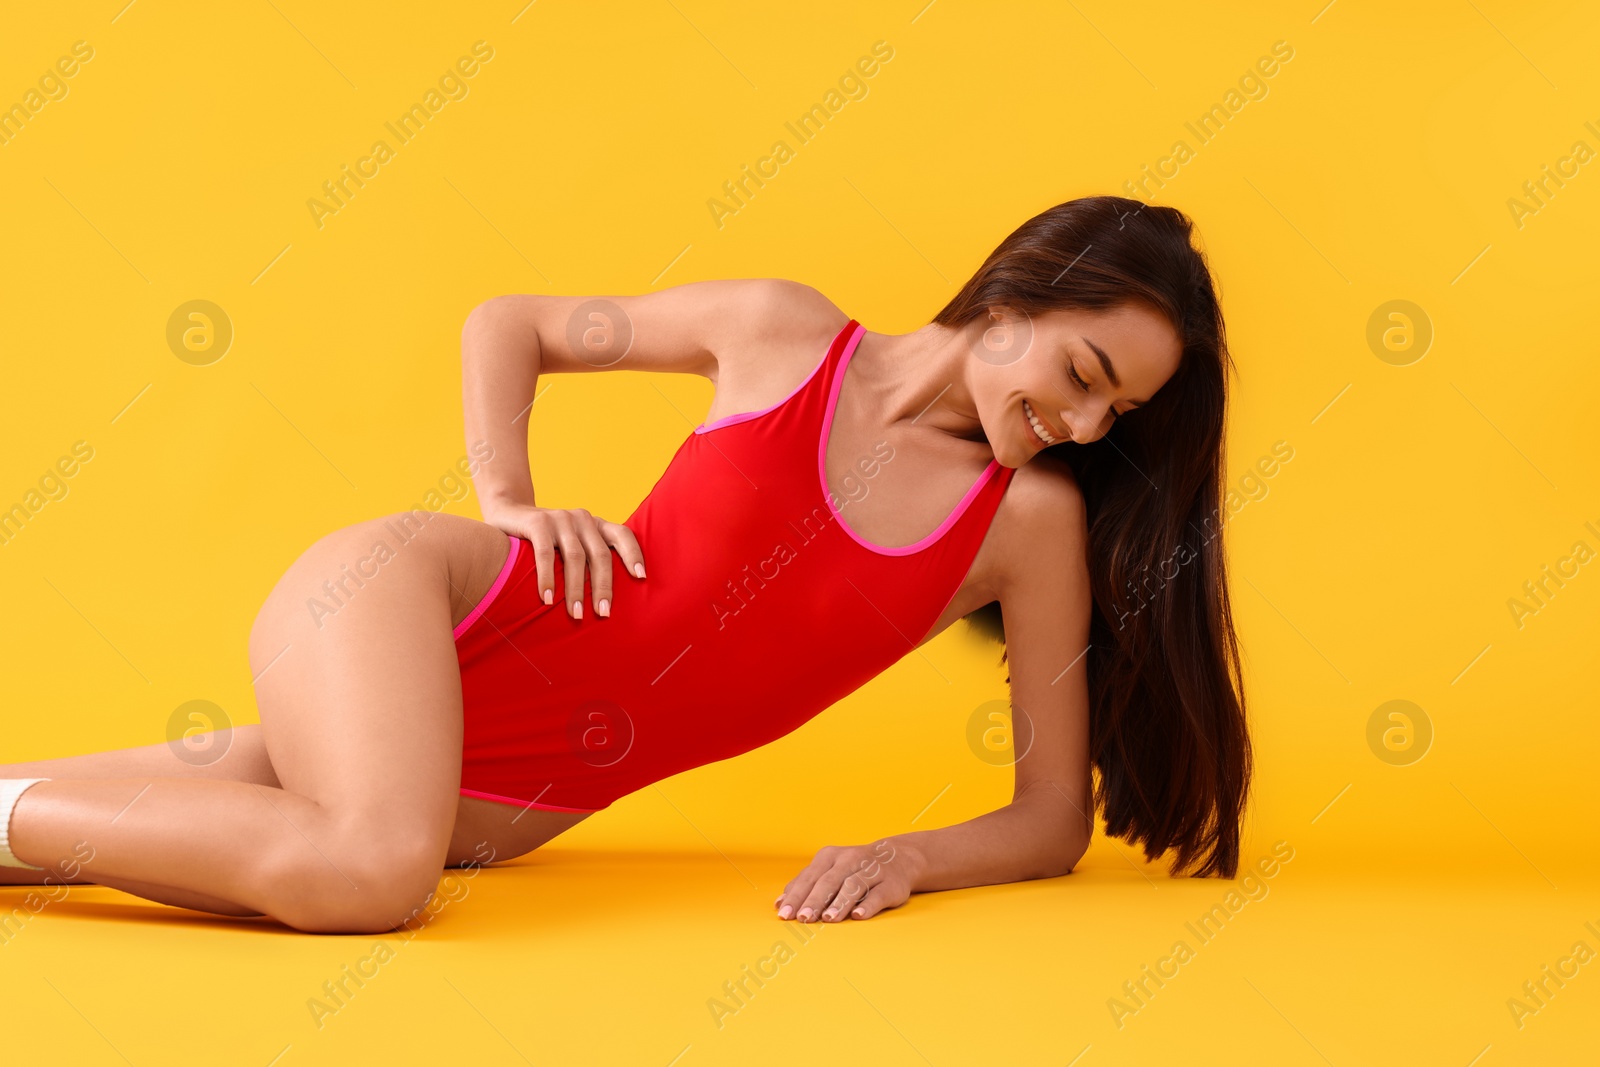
[0, 778, 50, 870]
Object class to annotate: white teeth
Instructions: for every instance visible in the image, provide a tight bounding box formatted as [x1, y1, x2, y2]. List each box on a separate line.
[1023, 400, 1057, 445]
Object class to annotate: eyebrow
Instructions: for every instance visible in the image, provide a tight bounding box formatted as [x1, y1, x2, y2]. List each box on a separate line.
[1079, 335, 1144, 409]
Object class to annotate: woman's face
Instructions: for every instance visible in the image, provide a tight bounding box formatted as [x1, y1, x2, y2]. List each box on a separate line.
[970, 302, 1183, 465]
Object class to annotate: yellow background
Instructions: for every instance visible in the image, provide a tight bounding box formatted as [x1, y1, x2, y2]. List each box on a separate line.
[2, 0, 1597, 1063]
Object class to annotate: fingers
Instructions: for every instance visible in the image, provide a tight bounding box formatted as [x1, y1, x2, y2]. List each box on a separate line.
[571, 511, 614, 618]
[604, 522, 647, 581]
[774, 882, 801, 921]
[554, 514, 589, 619]
[849, 882, 902, 920]
[517, 507, 645, 619]
[529, 517, 557, 608]
[794, 852, 854, 923]
[775, 845, 908, 922]
[820, 872, 870, 922]
[774, 847, 832, 920]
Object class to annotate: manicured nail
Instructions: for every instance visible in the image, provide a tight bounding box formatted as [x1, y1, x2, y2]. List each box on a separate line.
[823, 909, 837, 920]
[597, 598, 609, 617]
[852, 907, 864, 918]
[634, 562, 646, 578]
[572, 602, 582, 619]
[798, 908, 813, 921]
[778, 905, 792, 919]
[543, 589, 552, 605]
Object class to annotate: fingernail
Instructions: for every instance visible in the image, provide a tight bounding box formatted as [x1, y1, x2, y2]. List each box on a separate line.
[778, 905, 792, 919]
[597, 598, 609, 617]
[543, 589, 552, 605]
[634, 563, 646, 578]
[798, 908, 813, 921]
[823, 909, 837, 920]
[852, 907, 864, 918]
[572, 602, 582, 619]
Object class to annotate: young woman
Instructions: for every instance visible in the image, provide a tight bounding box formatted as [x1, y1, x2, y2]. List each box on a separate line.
[0, 195, 1249, 932]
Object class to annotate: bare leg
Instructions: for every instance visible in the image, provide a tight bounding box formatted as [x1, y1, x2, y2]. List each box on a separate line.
[0, 726, 279, 788]
[1, 730, 593, 914]
[5, 512, 503, 932]
[0, 728, 281, 914]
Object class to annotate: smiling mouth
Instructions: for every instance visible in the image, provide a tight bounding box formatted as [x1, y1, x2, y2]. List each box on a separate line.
[1023, 399, 1059, 446]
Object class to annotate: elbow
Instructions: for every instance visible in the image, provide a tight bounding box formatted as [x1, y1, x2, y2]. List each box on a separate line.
[461, 294, 536, 352]
[461, 296, 508, 352]
[1042, 831, 1091, 880]
[1066, 836, 1091, 875]
[1014, 791, 1092, 879]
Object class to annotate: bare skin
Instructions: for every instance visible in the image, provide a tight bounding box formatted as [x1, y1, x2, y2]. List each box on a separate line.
[2, 280, 1179, 931]
[0, 513, 593, 924]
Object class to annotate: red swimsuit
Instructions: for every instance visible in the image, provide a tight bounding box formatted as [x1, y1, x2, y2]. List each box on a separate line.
[452, 319, 1017, 812]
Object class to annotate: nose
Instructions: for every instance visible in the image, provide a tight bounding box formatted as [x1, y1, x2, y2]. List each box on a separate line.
[1059, 402, 1113, 445]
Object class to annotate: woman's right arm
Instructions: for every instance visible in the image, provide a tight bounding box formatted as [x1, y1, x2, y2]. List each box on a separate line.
[458, 281, 810, 619]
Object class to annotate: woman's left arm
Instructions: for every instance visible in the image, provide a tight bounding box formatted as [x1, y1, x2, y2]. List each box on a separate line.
[777, 460, 1095, 922]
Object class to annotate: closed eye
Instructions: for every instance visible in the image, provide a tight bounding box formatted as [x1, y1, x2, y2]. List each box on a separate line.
[1071, 355, 1126, 421]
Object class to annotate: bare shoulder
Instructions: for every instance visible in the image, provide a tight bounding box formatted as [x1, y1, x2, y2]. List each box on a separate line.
[985, 453, 1089, 598]
[699, 280, 851, 419]
[714, 278, 849, 381]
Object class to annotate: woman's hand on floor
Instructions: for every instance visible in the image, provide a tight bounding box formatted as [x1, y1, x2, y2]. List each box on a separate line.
[774, 839, 919, 923]
[481, 500, 646, 619]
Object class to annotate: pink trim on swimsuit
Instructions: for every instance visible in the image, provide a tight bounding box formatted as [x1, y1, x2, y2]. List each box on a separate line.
[693, 334, 833, 434]
[459, 786, 601, 813]
[819, 323, 1002, 557]
[452, 534, 521, 641]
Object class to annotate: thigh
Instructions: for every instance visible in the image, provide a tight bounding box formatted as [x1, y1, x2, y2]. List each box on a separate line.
[446, 796, 594, 867]
[246, 511, 504, 849]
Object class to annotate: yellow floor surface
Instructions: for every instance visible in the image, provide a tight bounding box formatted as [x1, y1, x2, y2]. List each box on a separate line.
[6, 840, 1596, 1065]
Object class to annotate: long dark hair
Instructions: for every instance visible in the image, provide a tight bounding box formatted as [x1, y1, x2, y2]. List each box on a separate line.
[943, 195, 1250, 878]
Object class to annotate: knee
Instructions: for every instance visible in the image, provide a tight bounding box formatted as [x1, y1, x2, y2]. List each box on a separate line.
[266, 833, 447, 935]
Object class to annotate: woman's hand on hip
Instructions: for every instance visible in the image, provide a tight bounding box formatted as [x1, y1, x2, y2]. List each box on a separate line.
[481, 500, 645, 619]
[774, 839, 917, 923]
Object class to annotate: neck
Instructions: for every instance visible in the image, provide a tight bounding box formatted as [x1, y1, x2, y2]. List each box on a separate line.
[857, 323, 989, 446]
